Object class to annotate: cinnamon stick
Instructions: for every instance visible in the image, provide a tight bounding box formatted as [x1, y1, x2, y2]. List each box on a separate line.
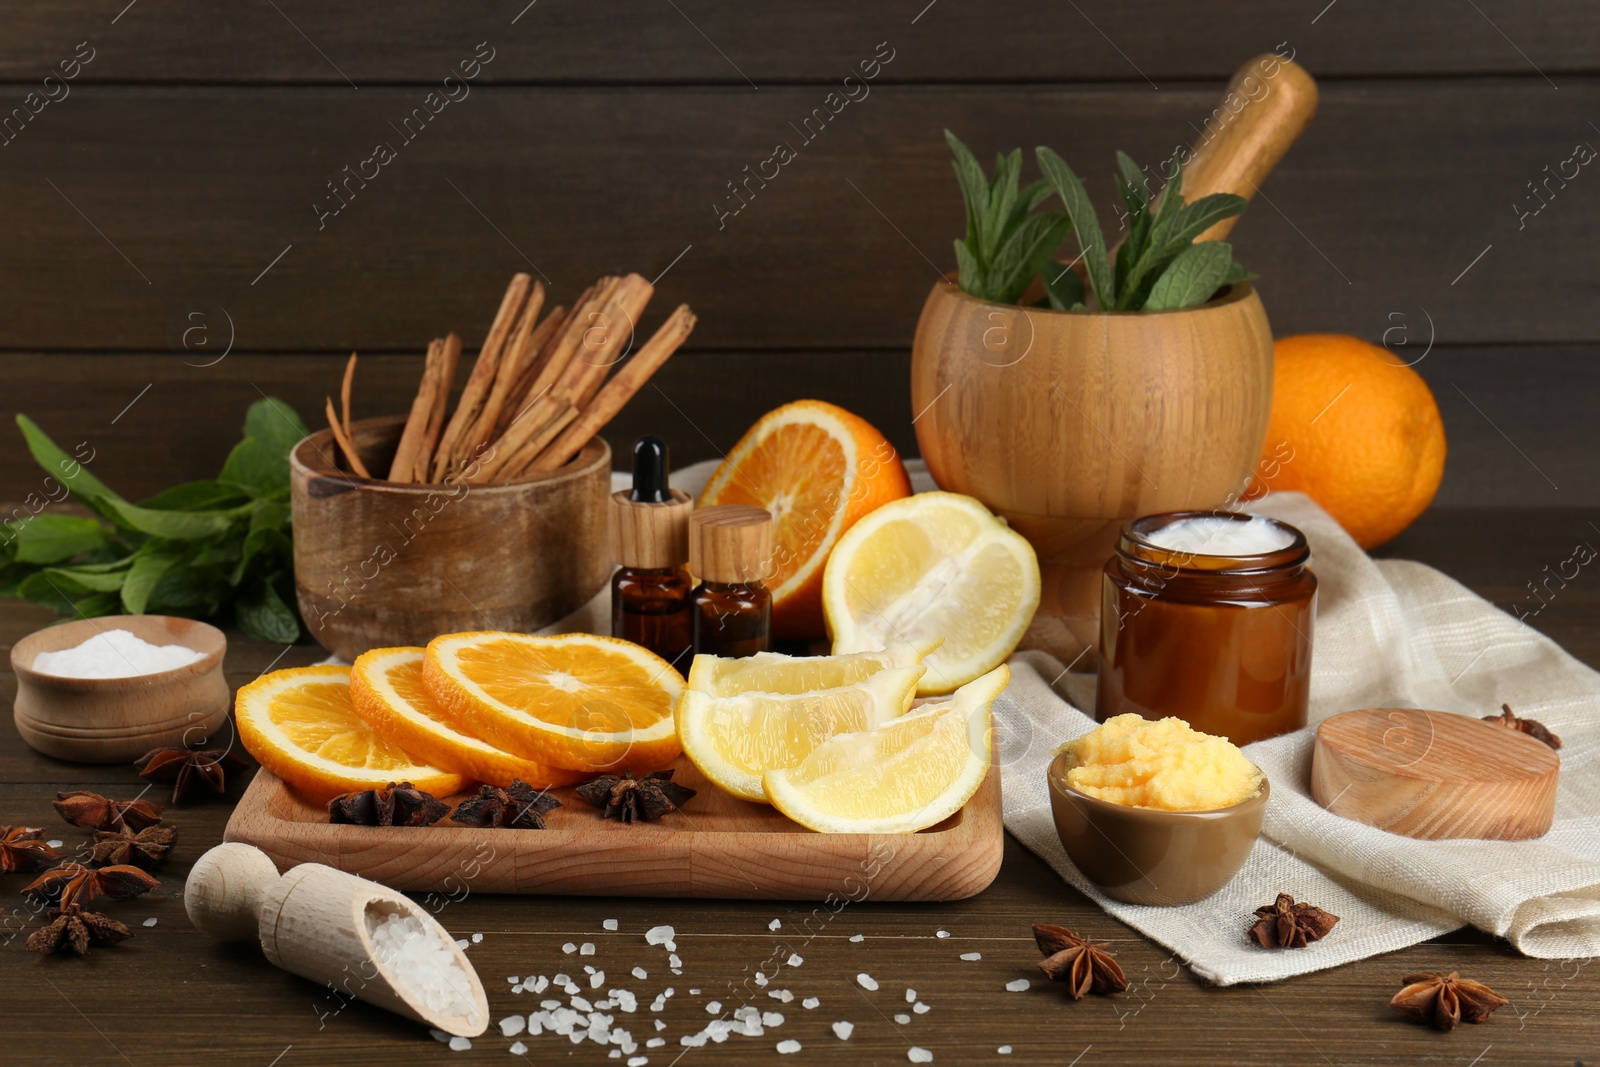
[491, 305, 566, 439]
[518, 278, 614, 415]
[460, 280, 546, 463]
[340, 352, 358, 439]
[390, 338, 444, 483]
[431, 273, 532, 480]
[417, 333, 461, 481]
[549, 273, 653, 414]
[324, 396, 372, 479]
[529, 303, 696, 472]
[489, 403, 580, 484]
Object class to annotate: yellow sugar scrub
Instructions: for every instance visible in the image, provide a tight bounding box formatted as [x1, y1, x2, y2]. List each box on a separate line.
[1057, 713, 1264, 812]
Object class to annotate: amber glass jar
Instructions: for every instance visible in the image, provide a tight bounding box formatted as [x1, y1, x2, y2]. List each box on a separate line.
[1095, 511, 1316, 746]
[611, 567, 693, 671]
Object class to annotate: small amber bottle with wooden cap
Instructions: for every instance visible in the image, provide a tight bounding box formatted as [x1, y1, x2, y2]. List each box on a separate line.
[610, 437, 694, 669]
[689, 504, 773, 658]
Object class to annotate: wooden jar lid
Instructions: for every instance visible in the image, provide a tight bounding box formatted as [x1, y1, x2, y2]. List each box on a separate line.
[609, 488, 693, 569]
[689, 504, 773, 584]
[1310, 707, 1559, 840]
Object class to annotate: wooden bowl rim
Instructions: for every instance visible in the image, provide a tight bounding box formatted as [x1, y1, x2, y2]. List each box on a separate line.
[929, 272, 1258, 318]
[1047, 749, 1271, 821]
[11, 614, 227, 690]
[290, 414, 611, 495]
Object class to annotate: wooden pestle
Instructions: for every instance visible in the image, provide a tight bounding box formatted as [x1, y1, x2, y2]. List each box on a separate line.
[1176, 53, 1319, 241]
[185, 843, 489, 1036]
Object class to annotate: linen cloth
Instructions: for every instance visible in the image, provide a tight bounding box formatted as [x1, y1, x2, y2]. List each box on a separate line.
[577, 461, 1600, 983]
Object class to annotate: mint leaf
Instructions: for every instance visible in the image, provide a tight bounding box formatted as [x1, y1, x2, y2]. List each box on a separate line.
[121, 551, 181, 615]
[244, 397, 310, 457]
[15, 415, 127, 522]
[990, 212, 1071, 306]
[221, 435, 291, 495]
[1144, 241, 1235, 311]
[236, 579, 301, 643]
[11, 515, 112, 564]
[141, 480, 251, 511]
[1035, 148, 1112, 310]
[1042, 261, 1085, 310]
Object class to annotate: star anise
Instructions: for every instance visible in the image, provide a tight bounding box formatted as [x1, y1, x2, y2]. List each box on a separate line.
[1249, 893, 1340, 949]
[89, 824, 178, 871]
[450, 779, 561, 829]
[1482, 704, 1561, 750]
[0, 826, 64, 873]
[53, 790, 164, 832]
[26, 904, 132, 956]
[1391, 971, 1508, 1031]
[134, 745, 250, 804]
[329, 782, 450, 827]
[23, 862, 159, 909]
[575, 769, 696, 823]
[1032, 924, 1128, 998]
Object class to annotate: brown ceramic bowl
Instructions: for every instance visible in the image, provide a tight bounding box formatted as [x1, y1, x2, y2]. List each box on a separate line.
[1047, 750, 1268, 906]
[12, 615, 230, 763]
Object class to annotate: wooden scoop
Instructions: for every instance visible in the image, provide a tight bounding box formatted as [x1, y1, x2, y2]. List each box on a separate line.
[1175, 52, 1320, 240]
[185, 843, 489, 1036]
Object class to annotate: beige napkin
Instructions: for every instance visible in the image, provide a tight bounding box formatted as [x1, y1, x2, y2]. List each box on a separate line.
[1001, 491, 1600, 984]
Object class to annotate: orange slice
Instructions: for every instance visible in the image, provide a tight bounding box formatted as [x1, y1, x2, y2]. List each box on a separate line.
[423, 632, 684, 773]
[351, 647, 586, 790]
[235, 665, 466, 802]
[698, 400, 912, 641]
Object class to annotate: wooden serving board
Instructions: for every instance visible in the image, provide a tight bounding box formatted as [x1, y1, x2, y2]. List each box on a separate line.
[1310, 708, 1560, 840]
[225, 756, 1004, 901]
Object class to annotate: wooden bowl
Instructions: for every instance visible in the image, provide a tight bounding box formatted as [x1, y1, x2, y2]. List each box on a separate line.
[1047, 749, 1268, 906]
[911, 278, 1275, 663]
[12, 615, 230, 763]
[290, 415, 612, 661]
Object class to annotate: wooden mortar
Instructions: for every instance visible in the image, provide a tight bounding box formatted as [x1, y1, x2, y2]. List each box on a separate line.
[910, 55, 1318, 664]
[291, 415, 611, 661]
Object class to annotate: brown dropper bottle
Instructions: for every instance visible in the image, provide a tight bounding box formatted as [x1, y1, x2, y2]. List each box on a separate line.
[688, 504, 773, 658]
[609, 436, 694, 670]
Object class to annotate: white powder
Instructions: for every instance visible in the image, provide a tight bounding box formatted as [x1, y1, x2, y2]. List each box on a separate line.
[32, 628, 205, 679]
[367, 910, 482, 1029]
[1143, 515, 1294, 557]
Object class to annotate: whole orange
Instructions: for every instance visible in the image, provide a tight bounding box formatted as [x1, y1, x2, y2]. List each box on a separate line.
[699, 400, 912, 640]
[1250, 334, 1446, 548]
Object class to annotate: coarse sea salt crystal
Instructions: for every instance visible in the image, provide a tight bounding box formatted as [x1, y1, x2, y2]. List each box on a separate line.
[646, 925, 675, 946]
[499, 1015, 525, 1037]
[908, 1048, 933, 1063]
[563, 942, 578, 954]
[471, 933, 483, 943]
[802, 997, 819, 1009]
[509, 1041, 527, 1054]
[856, 973, 878, 991]
[895, 1013, 911, 1024]
[777, 1039, 802, 1054]
[1005, 979, 1029, 992]
[46, 839, 62, 848]
[832, 1021, 854, 1040]
[753, 971, 769, 987]
[647, 1037, 665, 1047]
[448, 1036, 471, 1051]
[960, 952, 982, 961]
[31, 628, 204, 679]
[786, 953, 803, 967]
[706, 1000, 722, 1014]
[934, 930, 951, 939]
[998, 1046, 1012, 1055]
[769, 989, 793, 1003]
[905, 988, 916, 1003]
[632, 966, 648, 980]
[367, 911, 480, 1024]
[142, 917, 158, 927]
[768, 918, 782, 931]
[455, 938, 469, 949]
[913, 1002, 929, 1014]
[591, 971, 606, 989]
[604, 918, 619, 931]
[628, 1057, 647, 1066]
[762, 1012, 783, 1027]
[581, 942, 596, 955]
[849, 934, 865, 943]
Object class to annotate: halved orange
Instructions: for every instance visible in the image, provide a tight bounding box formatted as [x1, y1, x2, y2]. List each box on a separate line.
[351, 647, 586, 789]
[698, 400, 912, 641]
[423, 632, 684, 773]
[235, 665, 466, 802]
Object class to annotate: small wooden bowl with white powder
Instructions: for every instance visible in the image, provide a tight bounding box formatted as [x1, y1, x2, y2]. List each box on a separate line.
[12, 615, 229, 763]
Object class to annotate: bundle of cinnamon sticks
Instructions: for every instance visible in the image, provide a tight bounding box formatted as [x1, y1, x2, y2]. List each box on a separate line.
[326, 272, 695, 485]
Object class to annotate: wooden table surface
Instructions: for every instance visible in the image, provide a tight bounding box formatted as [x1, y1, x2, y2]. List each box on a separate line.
[2, 508, 1596, 1067]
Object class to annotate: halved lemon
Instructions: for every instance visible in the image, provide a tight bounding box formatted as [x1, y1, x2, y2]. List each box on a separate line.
[351, 647, 586, 790]
[764, 665, 1008, 834]
[698, 399, 912, 641]
[676, 664, 923, 803]
[685, 640, 939, 696]
[423, 632, 684, 773]
[235, 665, 466, 802]
[822, 492, 1039, 696]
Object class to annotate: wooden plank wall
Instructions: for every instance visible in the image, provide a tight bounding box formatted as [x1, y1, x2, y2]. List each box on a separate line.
[0, 1, 1592, 507]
